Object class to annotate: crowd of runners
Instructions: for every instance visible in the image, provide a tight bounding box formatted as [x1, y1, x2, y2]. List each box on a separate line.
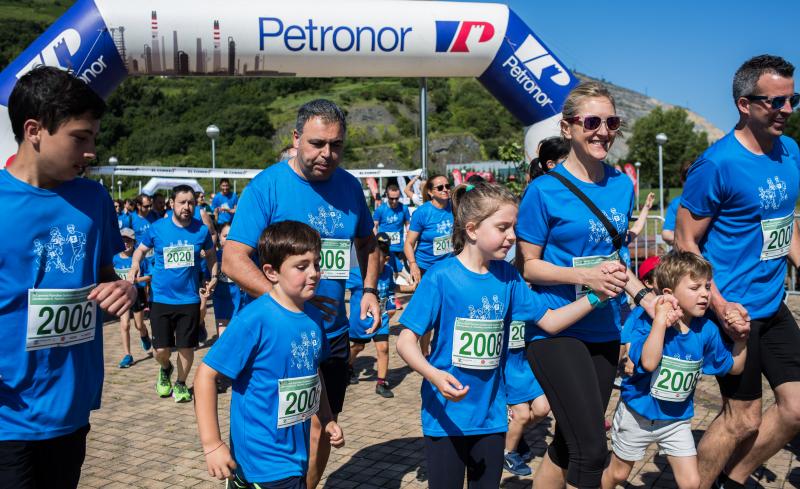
[0, 53, 799, 489]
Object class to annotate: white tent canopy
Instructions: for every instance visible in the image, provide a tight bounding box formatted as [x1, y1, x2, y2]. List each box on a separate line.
[141, 178, 204, 196]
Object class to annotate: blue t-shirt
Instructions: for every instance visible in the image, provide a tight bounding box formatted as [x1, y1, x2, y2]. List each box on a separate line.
[347, 265, 395, 339]
[517, 163, 635, 343]
[203, 294, 330, 482]
[682, 132, 800, 319]
[113, 253, 150, 288]
[373, 203, 411, 252]
[117, 212, 132, 230]
[228, 162, 373, 339]
[212, 191, 239, 225]
[622, 314, 733, 420]
[130, 212, 157, 246]
[0, 170, 121, 441]
[400, 257, 548, 436]
[620, 305, 648, 344]
[663, 196, 681, 232]
[141, 217, 213, 305]
[409, 201, 453, 270]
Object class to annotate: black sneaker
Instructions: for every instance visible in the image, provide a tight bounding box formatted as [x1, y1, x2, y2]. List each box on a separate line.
[348, 368, 359, 385]
[375, 383, 394, 398]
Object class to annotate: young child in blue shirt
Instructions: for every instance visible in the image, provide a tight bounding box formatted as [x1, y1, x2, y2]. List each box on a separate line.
[113, 228, 152, 368]
[602, 251, 747, 489]
[396, 182, 609, 487]
[194, 221, 344, 488]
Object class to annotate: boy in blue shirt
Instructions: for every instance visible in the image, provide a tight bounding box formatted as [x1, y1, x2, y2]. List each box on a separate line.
[195, 221, 344, 488]
[0, 66, 135, 489]
[602, 251, 747, 489]
[113, 228, 152, 368]
[211, 178, 238, 226]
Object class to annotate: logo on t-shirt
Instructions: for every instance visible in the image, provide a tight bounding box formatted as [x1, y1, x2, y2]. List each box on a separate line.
[468, 295, 505, 320]
[384, 213, 400, 224]
[33, 224, 87, 274]
[436, 220, 453, 235]
[290, 330, 322, 371]
[308, 205, 344, 237]
[588, 208, 627, 244]
[758, 176, 788, 210]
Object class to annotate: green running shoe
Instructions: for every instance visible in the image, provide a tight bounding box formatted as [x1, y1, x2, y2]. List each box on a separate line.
[173, 382, 192, 403]
[156, 362, 173, 398]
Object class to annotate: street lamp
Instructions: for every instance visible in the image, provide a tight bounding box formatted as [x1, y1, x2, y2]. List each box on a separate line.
[634, 161, 641, 212]
[206, 124, 220, 190]
[117, 180, 122, 200]
[109, 156, 118, 193]
[377, 162, 385, 197]
[655, 133, 668, 218]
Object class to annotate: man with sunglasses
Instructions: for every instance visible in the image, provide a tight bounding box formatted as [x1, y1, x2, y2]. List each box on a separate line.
[373, 184, 411, 276]
[676, 55, 800, 489]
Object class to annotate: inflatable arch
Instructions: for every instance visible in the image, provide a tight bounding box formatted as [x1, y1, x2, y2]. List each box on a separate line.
[0, 0, 578, 165]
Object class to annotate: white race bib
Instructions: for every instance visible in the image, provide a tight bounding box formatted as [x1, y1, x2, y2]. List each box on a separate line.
[508, 321, 526, 350]
[572, 251, 619, 299]
[649, 356, 702, 402]
[387, 231, 401, 245]
[163, 244, 194, 269]
[26, 285, 97, 351]
[760, 214, 793, 260]
[277, 373, 321, 428]
[320, 239, 351, 279]
[114, 267, 130, 280]
[433, 234, 453, 256]
[451, 318, 504, 369]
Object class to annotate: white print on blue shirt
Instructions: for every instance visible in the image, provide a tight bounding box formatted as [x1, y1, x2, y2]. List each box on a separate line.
[758, 176, 789, 210]
[468, 295, 505, 320]
[33, 224, 87, 274]
[588, 208, 628, 245]
[308, 205, 344, 237]
[436, 219, 453, 235]
[290, 330, 322, 371]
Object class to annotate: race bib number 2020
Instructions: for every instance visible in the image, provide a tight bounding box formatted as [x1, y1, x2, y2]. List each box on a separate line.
[164, 245, 194, 269]
[26, 285, 97, 351]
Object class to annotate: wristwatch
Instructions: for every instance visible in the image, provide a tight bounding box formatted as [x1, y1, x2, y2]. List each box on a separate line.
[633, 287, 652, 306]
[363, 287, 380, 297]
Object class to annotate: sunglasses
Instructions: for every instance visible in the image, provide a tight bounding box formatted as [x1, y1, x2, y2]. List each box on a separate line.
[386, 197, 400, 201]
[565, 115, 622, 131]
[745, 93, 800, 111]
[434, 184, 451, 191]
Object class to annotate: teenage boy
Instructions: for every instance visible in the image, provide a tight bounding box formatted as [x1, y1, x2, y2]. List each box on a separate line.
[195, 220, 344, 488]
[0, 66, 135, 488]
[130, 185, 217, 403]
[113, 227, 152, 368]
[602, 251, 747, 489]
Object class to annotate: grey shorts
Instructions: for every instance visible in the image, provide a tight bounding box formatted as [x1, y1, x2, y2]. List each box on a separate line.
[610, 401, 696, 461]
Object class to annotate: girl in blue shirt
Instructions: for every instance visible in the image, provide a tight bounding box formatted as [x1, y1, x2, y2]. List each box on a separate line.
[397, 182, 607, 488]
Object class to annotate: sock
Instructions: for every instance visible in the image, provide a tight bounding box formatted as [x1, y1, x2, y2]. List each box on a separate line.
[717, 473, 745, 489]
[377, 378, 386, 385]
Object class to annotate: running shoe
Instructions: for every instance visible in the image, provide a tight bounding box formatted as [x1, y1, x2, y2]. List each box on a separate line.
[503, 451, 532, 476]
[140, 335, 152, 352]
[156, 362, 174, 397]
[348, 367, 359, 385]
[118, 355, 134, 369]
[517, 437, 533, 463]
[375, 383, 394, 398]
[173, 382, 192, 403]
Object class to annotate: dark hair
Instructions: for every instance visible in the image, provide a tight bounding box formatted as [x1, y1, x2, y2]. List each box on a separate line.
[171, 185, 195, 200]
[296, 99, 347, 135]
[257, 220, 322, 270]
[8, 66, 106, 144]
[530, 136, 570, 180]
[466, 174, 485, 184]
[733, 55, 795, 102]
[679, 159, 694, 185]
[124, 198, 136, 207]
[219, 178, 230, 186]
[375, 232, 391, 256]
[450, 181, 517, 254]
[423, 174, 447, 203]
[654, 250, 712, 293]
[136, 193, 152, 206]
[385, 184, 400, 196]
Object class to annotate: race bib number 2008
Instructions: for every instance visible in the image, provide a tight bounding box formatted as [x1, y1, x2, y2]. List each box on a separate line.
[451, 318, 503, 370]
[26, 285, 97, 351]
[277, 374, 321, 428]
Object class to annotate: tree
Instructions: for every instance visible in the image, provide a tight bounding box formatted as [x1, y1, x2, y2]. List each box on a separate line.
[625, 107, 710, 189]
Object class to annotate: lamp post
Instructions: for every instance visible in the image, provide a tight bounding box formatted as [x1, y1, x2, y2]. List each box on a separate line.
[655, 133, 668, 218]
[108, 156, 118, 194]
[117, 180, 122, 200]
[377, 162, 385, 197]
[634, 161, 641, 212]
[206, 125, 220, 190]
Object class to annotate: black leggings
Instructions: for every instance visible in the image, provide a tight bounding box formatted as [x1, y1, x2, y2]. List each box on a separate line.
[424, 433, 504, 488]
[527, 337, 619, 489]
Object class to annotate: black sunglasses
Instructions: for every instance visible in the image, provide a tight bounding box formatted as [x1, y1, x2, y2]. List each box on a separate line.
[434, 184, 451, 191]
[745, 93, 800, 111]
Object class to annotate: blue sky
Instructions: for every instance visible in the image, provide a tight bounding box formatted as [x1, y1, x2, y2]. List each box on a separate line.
[460, 0, 799, 131]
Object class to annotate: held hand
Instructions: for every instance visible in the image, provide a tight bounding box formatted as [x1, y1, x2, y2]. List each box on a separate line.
[654, 295, 682, 326]
[88, 281, 136, 316]
[643, 293, 680, 321]
[361, 293, 380, 332]
[309, 295, 339, 322]
[644, 192, 656, 209]
[204, 442, 237, 480]
[430, 369, 469, 402]
[584, 262, 628, 298]
[718, 302, 750, 341]
[126, 267, 139, 284]
[624, 356, 635, 376]
[325, 421, 345, 448]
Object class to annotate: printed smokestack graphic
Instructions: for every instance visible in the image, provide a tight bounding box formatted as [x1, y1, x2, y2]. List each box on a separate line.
[212, 20, 221, 73]
[228, 36, 236, 75]
[172, 30, 179, 72]
[150, 11, 161, 73]
[196, 38, 204, 73]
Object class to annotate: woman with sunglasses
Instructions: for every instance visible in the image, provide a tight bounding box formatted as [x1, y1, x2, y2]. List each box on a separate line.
[516, 81, 659, 489]
[404, 174, 455, 285]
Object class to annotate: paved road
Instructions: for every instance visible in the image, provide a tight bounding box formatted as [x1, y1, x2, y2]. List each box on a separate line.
[79, 297, 800, 488]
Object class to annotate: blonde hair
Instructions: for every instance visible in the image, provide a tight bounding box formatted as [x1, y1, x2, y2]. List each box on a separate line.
[560, 81, 619, 137]
[450, 181, 518, 254]
[653, 250, 713, 293]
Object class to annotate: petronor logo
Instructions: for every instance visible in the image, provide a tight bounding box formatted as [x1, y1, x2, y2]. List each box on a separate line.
[16, 29, 82, 79]
[435, 20, 495, 53]
[507, 35, 570, 87]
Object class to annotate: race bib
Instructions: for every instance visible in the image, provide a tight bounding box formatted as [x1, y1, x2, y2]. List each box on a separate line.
[164, 244, 194, 269]
[387, 231, 401, 245]
[26, 285, 97, 351]
[508, 321, 526, 350]
[320, 239, 351, 279]
[452, 318, 503, 369]
[572, 251, 619, 299]
[433, 234, 453, 256]
[114, 267, 131, 280]
[277, 373, 321, 428]
[760, 214, 793, 260]
[649, 356, 702, 402]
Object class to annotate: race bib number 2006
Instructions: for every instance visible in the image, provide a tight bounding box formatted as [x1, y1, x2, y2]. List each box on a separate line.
[277, 374, 321, 428]
[320, 239, 351, 280]
[451, 318, 503, 370]
[26, 285, 97, 351]
[761, 214, 793, 261]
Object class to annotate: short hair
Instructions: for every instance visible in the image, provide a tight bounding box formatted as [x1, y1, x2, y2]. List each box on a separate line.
[654, 250, 713, 293]
[385, 184, 400, 196]
[732, 55, 795, 102]
[136, 194, 152, 206]
[466, 174, 485, 184]
[171, 185, 195, 200]
[296, 99, 346, 136]
[561, 81, 616, 121]
[257, 220, 322, 271]
[450, 181, 518, 254]
[8, 66, 106, 143]
[219, 178, 230, 186]
[124, 198, 136, 207]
